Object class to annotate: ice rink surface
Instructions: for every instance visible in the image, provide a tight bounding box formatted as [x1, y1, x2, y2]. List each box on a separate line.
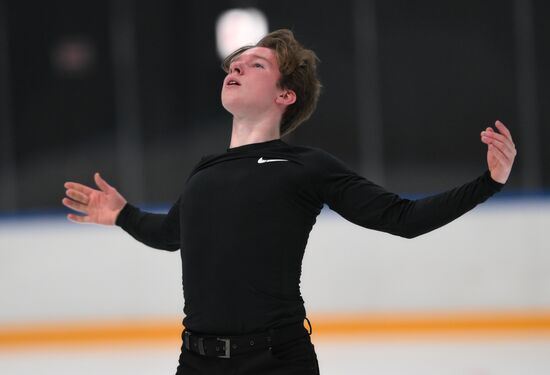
[1, 337, 550, 375]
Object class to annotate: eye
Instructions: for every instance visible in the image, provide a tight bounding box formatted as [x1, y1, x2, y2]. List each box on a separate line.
[253, 62, 264, 68]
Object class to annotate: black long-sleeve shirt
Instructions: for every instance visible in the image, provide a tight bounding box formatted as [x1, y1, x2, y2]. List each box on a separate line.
[116, 138, 504, 335]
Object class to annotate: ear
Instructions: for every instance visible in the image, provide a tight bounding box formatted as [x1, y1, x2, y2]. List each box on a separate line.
[275, 89, 297, 106]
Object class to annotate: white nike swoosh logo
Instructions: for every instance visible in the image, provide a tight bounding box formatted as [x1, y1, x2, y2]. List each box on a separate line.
[257, 157, 288, 164]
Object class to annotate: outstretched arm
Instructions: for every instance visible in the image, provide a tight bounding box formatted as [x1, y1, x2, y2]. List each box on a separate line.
[314, 120, 516, 238]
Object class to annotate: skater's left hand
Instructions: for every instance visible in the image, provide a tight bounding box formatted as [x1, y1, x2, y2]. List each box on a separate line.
[480, 120, 516, 184]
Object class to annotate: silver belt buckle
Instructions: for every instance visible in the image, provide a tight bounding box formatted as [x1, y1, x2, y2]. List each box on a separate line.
[216, 337, 231, 358]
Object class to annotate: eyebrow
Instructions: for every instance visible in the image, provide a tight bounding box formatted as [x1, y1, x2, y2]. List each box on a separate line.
[233, 53, 272, 66]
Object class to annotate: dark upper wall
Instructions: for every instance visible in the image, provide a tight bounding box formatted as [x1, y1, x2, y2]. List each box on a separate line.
[2, 0, 548, 212]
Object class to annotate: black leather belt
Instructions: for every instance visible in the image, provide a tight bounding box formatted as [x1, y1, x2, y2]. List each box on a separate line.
[183, 319, 312, 359]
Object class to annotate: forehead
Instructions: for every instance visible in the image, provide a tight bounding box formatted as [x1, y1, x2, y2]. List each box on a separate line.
[237, 46, 277, 64]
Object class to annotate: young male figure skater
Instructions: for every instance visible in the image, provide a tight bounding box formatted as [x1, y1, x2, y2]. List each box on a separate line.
[62, 29, 516, 374]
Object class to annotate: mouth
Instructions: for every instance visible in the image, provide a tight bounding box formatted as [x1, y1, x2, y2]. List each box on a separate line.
[225, 77, 241, 87]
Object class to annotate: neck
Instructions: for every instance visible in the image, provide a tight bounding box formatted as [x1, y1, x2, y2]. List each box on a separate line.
[229, 113, 281, 148]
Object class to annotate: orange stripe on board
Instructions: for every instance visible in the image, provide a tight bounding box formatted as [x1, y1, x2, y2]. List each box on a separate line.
[306, 311, 550, 340]
[1, 311, 550, 349]
[0, 318, 182, 350]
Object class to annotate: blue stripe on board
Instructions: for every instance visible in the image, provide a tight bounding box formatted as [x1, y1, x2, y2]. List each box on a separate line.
[0, 204, 171, 222]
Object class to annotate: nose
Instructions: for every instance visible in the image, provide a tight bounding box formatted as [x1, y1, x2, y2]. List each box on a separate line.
[230, 61, 243, 75]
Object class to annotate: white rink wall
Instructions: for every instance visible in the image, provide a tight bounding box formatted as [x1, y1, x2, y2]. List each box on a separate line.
[1, 197, 549, 325]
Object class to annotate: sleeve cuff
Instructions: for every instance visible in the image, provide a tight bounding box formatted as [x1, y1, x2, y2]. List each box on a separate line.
[115, 202, 138, 227]
[483, 170, 505, 192]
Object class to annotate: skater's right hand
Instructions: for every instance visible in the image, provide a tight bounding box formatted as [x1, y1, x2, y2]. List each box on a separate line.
[62, 172, 127, 225]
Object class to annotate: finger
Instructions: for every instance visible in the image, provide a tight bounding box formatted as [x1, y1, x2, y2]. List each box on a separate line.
[488, 144, 510, 166]
[482, 129, 507, 142]
[481, 130, 516, 154]
[64, 181, 95, 195]
[481, 135, 515, 160]
[482, 136, 515, 161]
[481, 127, 516, 149]
[481, 133, 517, 159]
[67, 213, 91, 224]
[495, 120, 513, 140]
[94, 172, 112, 193]
[62, 197, 89, 214]
[66, 189, 89, 205]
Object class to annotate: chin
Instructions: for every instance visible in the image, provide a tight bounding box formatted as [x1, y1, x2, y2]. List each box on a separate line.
[221, 94, 245, 115]
[221, 97, 236, 115]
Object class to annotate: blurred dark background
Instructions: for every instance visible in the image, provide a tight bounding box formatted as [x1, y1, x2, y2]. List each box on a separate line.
[0, 0, 548, 213]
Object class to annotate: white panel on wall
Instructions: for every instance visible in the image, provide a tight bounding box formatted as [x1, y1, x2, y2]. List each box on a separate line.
[1, 199, 549, 324]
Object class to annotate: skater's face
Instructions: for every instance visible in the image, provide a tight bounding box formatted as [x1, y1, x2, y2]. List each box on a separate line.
[221, 47, 295, 118]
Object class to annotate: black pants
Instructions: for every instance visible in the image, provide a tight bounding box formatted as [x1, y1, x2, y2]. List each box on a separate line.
[175, 323, 320, 375]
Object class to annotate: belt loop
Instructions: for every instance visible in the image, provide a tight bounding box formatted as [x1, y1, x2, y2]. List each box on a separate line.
[304, 317, 313, 335]
[184, 331, 190, 350]
[198, 337, 206, 355]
